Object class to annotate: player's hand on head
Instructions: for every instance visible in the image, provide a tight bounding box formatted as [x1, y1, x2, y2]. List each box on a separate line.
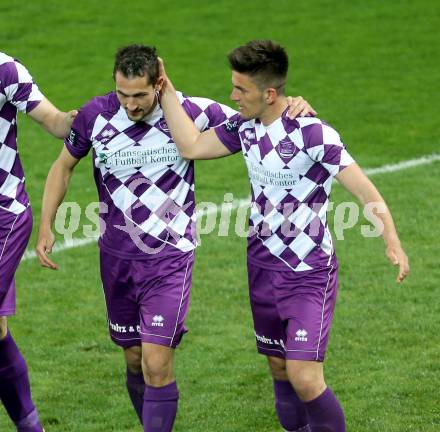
[64, 110, 78, 135]
[386, 243, 409, 283]
[157, 57, 173, 96]
[36, 229, 59, 270]
[286, 96, 317, 119]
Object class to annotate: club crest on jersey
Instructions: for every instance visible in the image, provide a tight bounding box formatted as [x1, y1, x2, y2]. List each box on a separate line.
[157, 119, 170, 132]
[278, 139, 297, 159]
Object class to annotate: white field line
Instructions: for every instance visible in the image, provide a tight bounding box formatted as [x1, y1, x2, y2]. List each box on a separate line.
[22, 153, 440, 261]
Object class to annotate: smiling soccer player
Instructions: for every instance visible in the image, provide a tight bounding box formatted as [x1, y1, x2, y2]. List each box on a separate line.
[158, 40, 409, 432]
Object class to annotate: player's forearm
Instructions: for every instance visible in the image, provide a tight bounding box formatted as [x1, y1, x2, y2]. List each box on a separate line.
[39, 162, 73, 229]
[37, 110, 71, 139]
[337, 164, 401, 246]
[45, 111, 72, 139]
[354, 183, 401, 246]
[160, 85, 201, 159]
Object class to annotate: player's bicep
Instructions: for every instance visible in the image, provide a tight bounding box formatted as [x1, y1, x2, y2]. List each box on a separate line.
[27, 98, 57, 125]
[190, 129, 233, 160]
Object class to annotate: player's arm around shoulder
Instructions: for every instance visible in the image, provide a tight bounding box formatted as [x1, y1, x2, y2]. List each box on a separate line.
[28, 98, 77, 139]
[335, 163, 410, 283]
[158, 58, 234, 160]
[36, 146, 81, 270]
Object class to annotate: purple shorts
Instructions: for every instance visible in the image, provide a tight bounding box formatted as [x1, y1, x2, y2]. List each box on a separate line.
[100, 249, 194, 349]
[0, 207, 32, 316]
[248, 258, 339, 362]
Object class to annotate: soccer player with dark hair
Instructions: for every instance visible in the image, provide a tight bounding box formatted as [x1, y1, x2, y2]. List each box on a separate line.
[0, 52, 76, 432]
[158, 40, 410, 432]
[35, 44, 313, 431]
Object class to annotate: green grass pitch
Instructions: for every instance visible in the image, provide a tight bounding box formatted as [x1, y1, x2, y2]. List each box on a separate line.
[1, 0, 439, 430]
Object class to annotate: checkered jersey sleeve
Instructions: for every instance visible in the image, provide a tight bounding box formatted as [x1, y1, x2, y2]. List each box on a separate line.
[302, 121, 354, 176]
[181, 96, 238, 130]
[0, 57, 44, 113]
[64, 105, 93, 159]
[213, 114, 242, 154]
[181, 96, 242, 154]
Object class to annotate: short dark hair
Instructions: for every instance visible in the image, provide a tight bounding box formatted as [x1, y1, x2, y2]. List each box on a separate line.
[227, 40, 288, 93]
[113, 45, 159, 85]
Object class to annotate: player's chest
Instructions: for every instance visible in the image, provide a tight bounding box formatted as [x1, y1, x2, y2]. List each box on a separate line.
[239, 126, 312, 176]
[90, 123, 182, 171]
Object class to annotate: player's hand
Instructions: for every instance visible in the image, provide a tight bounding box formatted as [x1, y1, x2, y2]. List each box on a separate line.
[65, 109, 78, 132]
[36, 228, 58, 270]
[385, 242, 409, 283]
[286, 96, 317, 119]
[157, 57, 174, 96]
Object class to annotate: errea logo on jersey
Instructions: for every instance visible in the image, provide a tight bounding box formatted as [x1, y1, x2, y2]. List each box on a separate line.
[244, 129, 255, 140]
[152, 315, 164, 327]
[102, 129, 116, 138]
[99, 128, 117, 143]
[295, 329, 308, 342]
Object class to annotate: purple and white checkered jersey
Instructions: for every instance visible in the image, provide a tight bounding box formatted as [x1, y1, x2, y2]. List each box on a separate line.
[215, 110, 355, 271]
[65, 91, 236, 258]
[0, 52, 44, 215]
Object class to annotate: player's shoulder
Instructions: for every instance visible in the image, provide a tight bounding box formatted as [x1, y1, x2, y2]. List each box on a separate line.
[292, 115, 338, 132]
[78, 91, 119, 120]
[281, 114, 324, 130]
[288, 115, 341, 148]
[0, 52, 15, 66]
[178, 91, 215, 108]
[177, 91, 238, 126]
[0, 52, 31, 85]
[179, 91, 218, 113]
[178, 91, 236, 113]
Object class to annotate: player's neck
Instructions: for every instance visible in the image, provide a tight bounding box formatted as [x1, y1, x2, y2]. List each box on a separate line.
[260, 96, 288, 126]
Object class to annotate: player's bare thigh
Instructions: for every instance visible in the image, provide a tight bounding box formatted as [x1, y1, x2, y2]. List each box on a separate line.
[0, 316, 7, 339]
[124, 345, 142, 374]
[267, 355, 288, 381]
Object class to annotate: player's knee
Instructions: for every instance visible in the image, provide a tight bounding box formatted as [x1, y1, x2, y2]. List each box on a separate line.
[267, 356, 288, 381]
[291, 375, 325, 401]
[0, 317, 7, 339]
[287, 361, 325, 401]
[142, 349, 174, 385]
[123, 345, 142, 374]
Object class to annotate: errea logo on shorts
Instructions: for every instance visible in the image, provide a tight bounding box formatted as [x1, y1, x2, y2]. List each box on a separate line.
[152, 315, 164, 327]
[295, 329, 308, 342]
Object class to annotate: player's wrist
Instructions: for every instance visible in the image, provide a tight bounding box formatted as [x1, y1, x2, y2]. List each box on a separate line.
[384, 235, 401, 249]
[162, 80, 177, 97]
[38, 221, 54, 233]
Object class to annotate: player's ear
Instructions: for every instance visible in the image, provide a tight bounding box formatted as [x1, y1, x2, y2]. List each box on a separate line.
[265, 87, 278, 105]
[155, 76, 165, 92]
